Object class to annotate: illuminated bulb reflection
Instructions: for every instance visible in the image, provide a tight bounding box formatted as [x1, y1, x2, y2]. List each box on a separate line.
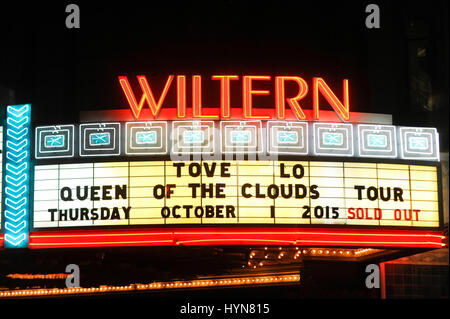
[0, 274, 300, 298]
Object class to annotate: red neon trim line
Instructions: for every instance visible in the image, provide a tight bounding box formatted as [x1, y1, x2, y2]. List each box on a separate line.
[28, 240, 173, 247]
[175, 238, 444, 247]
[291, 240, 445, 246]
[28, 228, 444, 236]
[97, 107, 355, 122]
[28, 240, 444, 249]
[29, 232, 174, 238]
[29, 228, 444, 238]
[28, 228, 444, 234]
[176, 239, 295, 245]
[172, 231, 444, 238]
[27, 227, 446, 249]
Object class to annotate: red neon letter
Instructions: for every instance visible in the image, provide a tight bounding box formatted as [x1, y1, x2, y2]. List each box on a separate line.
[193, 75, 219, 118]
[177, 75, 186, 118]
[118, 75, 174, 119]
[275, 76, 308, 120]
[313, 78, 350, 122]
[242, 75, 271, 119]
[211, 75, 239, 118]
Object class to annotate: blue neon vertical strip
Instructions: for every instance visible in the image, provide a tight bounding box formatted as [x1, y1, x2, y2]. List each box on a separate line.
[3, 104, 31, 248]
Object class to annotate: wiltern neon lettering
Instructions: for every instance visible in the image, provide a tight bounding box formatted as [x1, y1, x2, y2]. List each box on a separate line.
[118, 75, 350, 121]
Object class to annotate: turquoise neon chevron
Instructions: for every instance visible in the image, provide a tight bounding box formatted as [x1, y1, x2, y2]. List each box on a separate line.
[3, 104, 31, 248]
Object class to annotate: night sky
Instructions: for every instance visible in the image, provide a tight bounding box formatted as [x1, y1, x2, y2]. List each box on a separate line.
[1, 1, 375, 124]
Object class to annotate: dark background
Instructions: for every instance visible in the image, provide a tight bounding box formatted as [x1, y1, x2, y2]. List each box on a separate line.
[0, 0, 448, 150]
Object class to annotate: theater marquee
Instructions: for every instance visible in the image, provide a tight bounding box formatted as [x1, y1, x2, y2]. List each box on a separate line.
[1, 75, 446, 249]
[33, 160, 440, 229]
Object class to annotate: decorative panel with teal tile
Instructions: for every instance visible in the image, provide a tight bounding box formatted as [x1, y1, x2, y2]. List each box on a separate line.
[367, 134, 388, 148]
[35, 125, 74, 158]
[408, 136, 428, 151]
[126, 122, 167, 155]
[89, 132, 110, 146]
[183, 130, 204, 144]
[230, 130, 251, 144]
[357, 125, 396, 158]
[44, 134, 65, 148]
[136, 131, 157, 145]
[314, 123, 353, 156]
[80, 123, 120, 156]
[277, 131, 298, 144]
[399, 127, 438, 160]
[322, 132, 344, 146]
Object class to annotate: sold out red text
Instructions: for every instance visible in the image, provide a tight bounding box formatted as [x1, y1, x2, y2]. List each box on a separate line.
[348, 208, 421, 221]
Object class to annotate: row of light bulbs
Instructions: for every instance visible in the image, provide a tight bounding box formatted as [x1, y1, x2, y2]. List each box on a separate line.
[0, 274, 300, 298]
[250, 247, 377, 261]
[248, 248, 370, 269]
[354, 248, 379, 256]
[7, 273, 69, 280]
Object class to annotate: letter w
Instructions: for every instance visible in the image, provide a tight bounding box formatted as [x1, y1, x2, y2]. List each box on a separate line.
[119, 75, 174, 119]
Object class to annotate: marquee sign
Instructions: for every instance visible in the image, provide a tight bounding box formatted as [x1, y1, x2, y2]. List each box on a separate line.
[0, 75, 446, 249]
[32, 160, 440, 229]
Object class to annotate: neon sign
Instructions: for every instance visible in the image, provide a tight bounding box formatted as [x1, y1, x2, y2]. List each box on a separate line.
[33, 160, 442, 229]
[118, 75, 350, 121]
[0, 84, 443, 252]
[4, 104, 31, 248]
